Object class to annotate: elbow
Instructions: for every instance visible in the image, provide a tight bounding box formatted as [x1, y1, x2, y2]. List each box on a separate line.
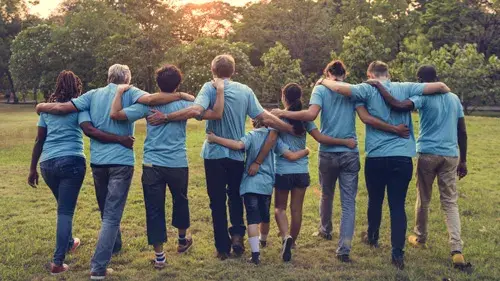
[110, 112, 121, 120]
[441, 83, 450, 93]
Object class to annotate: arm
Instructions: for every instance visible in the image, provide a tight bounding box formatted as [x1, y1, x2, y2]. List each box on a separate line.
[80, 122, 134, 149]
[308, 129, 357, 149]
[282, 148, 310, 161]
[36, 102, 77, 115]
[270, 105, 321, 122]
[110, 84, 132, 120]
[366, 80, 415, 112]
[423, 82, 450, 95]
[28, 127, 47, 188]
[201, 78, 225, 120]
[457, 117, 468, 179]
[206, 132, 245, 151]
[356, 106, 410, 138]
[137, 92, 195, 106]
[319, 78, 352, 97]
[247, 130, 278, 176]
[255, 111, 294, 134]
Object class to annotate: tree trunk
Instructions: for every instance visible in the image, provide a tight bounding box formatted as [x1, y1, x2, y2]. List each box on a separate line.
[6, 70, 18, 104]
[33, 86, 38, 104]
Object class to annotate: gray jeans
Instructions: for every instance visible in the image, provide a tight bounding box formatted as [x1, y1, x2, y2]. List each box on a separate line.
[90, 165, 134, 274]
[318, 152, 360, 255]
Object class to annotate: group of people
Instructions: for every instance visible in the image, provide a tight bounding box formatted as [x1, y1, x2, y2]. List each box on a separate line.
[28, 53, 471, 280]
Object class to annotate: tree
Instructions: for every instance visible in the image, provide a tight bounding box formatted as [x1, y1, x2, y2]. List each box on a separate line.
[165, 38, 256, 95]
[259, 42, 305, 104]
[339, 26, 390, 83]
[9, 24, 53, 103]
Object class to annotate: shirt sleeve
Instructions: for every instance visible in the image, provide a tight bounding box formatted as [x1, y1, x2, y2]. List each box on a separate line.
[309, 86, 323, 108]
[402, 82, 425, 98]
[456, 97, 465, 118]
[274, 137, 289, 156]
[123, 103, 150, 122]
[37, 114, 47, 127]
[305, 121, 317, 132]
[409, 95, 424, 110]
[240, 132, 253, 150]
[77, 111, 92, 124]
[71, 90, 94, 111]
[246, 87, 265, 119]
[350, 83, 370, 102]
[194, 83, 213, 110]
[354, 101, 366, 109]
[129, 87, 148, 103]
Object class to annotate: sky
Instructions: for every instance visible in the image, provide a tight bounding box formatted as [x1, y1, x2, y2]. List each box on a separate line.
[29, 0, 255, 18]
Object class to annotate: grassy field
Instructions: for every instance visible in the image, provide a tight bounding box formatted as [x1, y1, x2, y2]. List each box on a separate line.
[0, 103, 499, 281]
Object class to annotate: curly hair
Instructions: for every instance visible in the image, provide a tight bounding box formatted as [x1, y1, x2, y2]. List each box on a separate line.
[49, 70, 83, 103]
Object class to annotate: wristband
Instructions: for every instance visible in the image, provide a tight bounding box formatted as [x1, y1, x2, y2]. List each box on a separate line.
[164, 114, 170, 124]
[254, 161, 262, 165]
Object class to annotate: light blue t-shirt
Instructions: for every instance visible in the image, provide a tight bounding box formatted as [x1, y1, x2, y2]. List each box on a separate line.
[310, 85, 358, 153]
[71, 84, 147, 166]
[275, 121, 316, 175]
[351, 81, 425, 158]
[195, 80, 265, 161]
[37, 111, 90, 162]
[410, 92, 464, 157]
[239, 128, 282, 196]
[122, 100, 193, 167]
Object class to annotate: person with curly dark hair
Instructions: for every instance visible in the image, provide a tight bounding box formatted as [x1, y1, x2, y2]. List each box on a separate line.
[28, 70, 134, 276]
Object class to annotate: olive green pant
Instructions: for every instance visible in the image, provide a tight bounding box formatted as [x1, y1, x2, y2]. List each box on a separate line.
[414, 154, 463, 253]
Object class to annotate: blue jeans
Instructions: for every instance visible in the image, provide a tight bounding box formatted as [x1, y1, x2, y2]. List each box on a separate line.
[90, 165, 134, 274]
[365, 157, 413, 259]
[40, 156, 86, 266]
[318, 152, 360, 256]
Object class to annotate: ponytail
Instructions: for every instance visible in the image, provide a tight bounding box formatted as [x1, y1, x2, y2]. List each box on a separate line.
[282, 83, 306, 135]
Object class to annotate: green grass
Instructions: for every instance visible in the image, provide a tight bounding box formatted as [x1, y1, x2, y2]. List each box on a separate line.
[0, 103, 499, 281]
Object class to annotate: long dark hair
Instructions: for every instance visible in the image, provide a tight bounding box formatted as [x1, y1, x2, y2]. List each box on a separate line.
[282, 83, 306, 135]
[49, 70, 83, 103]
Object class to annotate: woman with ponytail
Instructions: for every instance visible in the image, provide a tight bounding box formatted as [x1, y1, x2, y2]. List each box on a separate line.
[273, 82, 356, 262]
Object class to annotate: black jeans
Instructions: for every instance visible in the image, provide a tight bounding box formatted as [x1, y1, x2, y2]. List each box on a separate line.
[204, 158, 246, 254]
[365, 157, 413, 258]
[142, 165, 190, 245]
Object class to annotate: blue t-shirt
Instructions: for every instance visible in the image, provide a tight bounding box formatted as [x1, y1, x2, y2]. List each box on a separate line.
[239, 128, 282, 196]
[71, 84, 147, 166]
[275, 121, 316, 175]
[410, 92, 464, 157]
[37, 111, 90, 162]
[351, 81, 425, 158]
[195, 80, 265, 161]
[309, 85, 358, 153]
[122, 100, 193, 167]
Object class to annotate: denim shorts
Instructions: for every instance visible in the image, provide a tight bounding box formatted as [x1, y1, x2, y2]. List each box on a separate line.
[275, 173, 310, 190]
[243, 193, 271, 225]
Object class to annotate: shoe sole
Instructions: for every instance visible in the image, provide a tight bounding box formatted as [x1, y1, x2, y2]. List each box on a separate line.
[282, 237, 293, 262]
[90, 276, 106, 280]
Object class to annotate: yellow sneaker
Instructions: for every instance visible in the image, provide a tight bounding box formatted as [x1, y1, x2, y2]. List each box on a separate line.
[408, 235, 426, 248]
[452, 252, 473, 273]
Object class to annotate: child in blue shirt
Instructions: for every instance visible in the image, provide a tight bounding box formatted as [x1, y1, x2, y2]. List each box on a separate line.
[207, 120, 309, 265]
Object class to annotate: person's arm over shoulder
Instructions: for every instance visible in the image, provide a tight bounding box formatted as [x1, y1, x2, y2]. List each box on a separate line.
[201, 78, 225, 120]
[422, 82, 450, 95]
[35, 90, 93, 115]
[366, 80, 415, 112]
[320, 79, 352, 97]
[276, 138, 310, 161]
[137, 91, 195, 106]
[206, 132, 246, 151]
[356, 104, 410, 138]
[271, 87, 322, 121]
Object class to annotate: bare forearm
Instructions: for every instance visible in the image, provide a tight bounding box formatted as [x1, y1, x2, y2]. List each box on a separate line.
[167, 106, 203, 121]
[211, 136, 244, 151]
[283, 148, 309, 161]
[374, 83, 414, 112]
[81, 122, 123, 144]
[281, 110, 317, 121]
[36, 102, 76, 115]
[316, 134, 347, 146]
[210, 86, 224, 119]
[260, 112, 293, 134]
[30, 141, 43, 171]
[321, 80, 352, 97]
[458, 133, 467, 162]
[139, 93, 181, 106]
[254, 130, 278, 164]
[110, 92, 126, 120]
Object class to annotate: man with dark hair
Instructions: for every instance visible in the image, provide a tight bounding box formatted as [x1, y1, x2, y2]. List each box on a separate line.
[316, 60, 451, 269]
[109, 64, 227, 269]
[366, 65, 471, 272]
[146, 54, 294, 260]
[35, 64, 194, 279]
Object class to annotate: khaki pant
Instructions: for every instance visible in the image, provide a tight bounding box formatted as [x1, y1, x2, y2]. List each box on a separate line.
[414, 154, 463, 253]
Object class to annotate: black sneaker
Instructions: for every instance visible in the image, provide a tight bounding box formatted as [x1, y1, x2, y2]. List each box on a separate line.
[216, 251, 229, 261]
[248, 252, 260, 265]
[313, 231, 333, 240]
[231, 235, 245, 256]
[281, 236, 293, 262]
[260, 240, 267, 248]
[90, 268, 113, 280]
[361, 231, 379, 248]
[336, 254, 351, 263]
[392, 256, 405, 270]
[177, 237, 193, 253]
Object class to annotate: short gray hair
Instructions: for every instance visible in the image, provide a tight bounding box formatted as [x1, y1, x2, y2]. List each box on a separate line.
[107, 64, 131, 84]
